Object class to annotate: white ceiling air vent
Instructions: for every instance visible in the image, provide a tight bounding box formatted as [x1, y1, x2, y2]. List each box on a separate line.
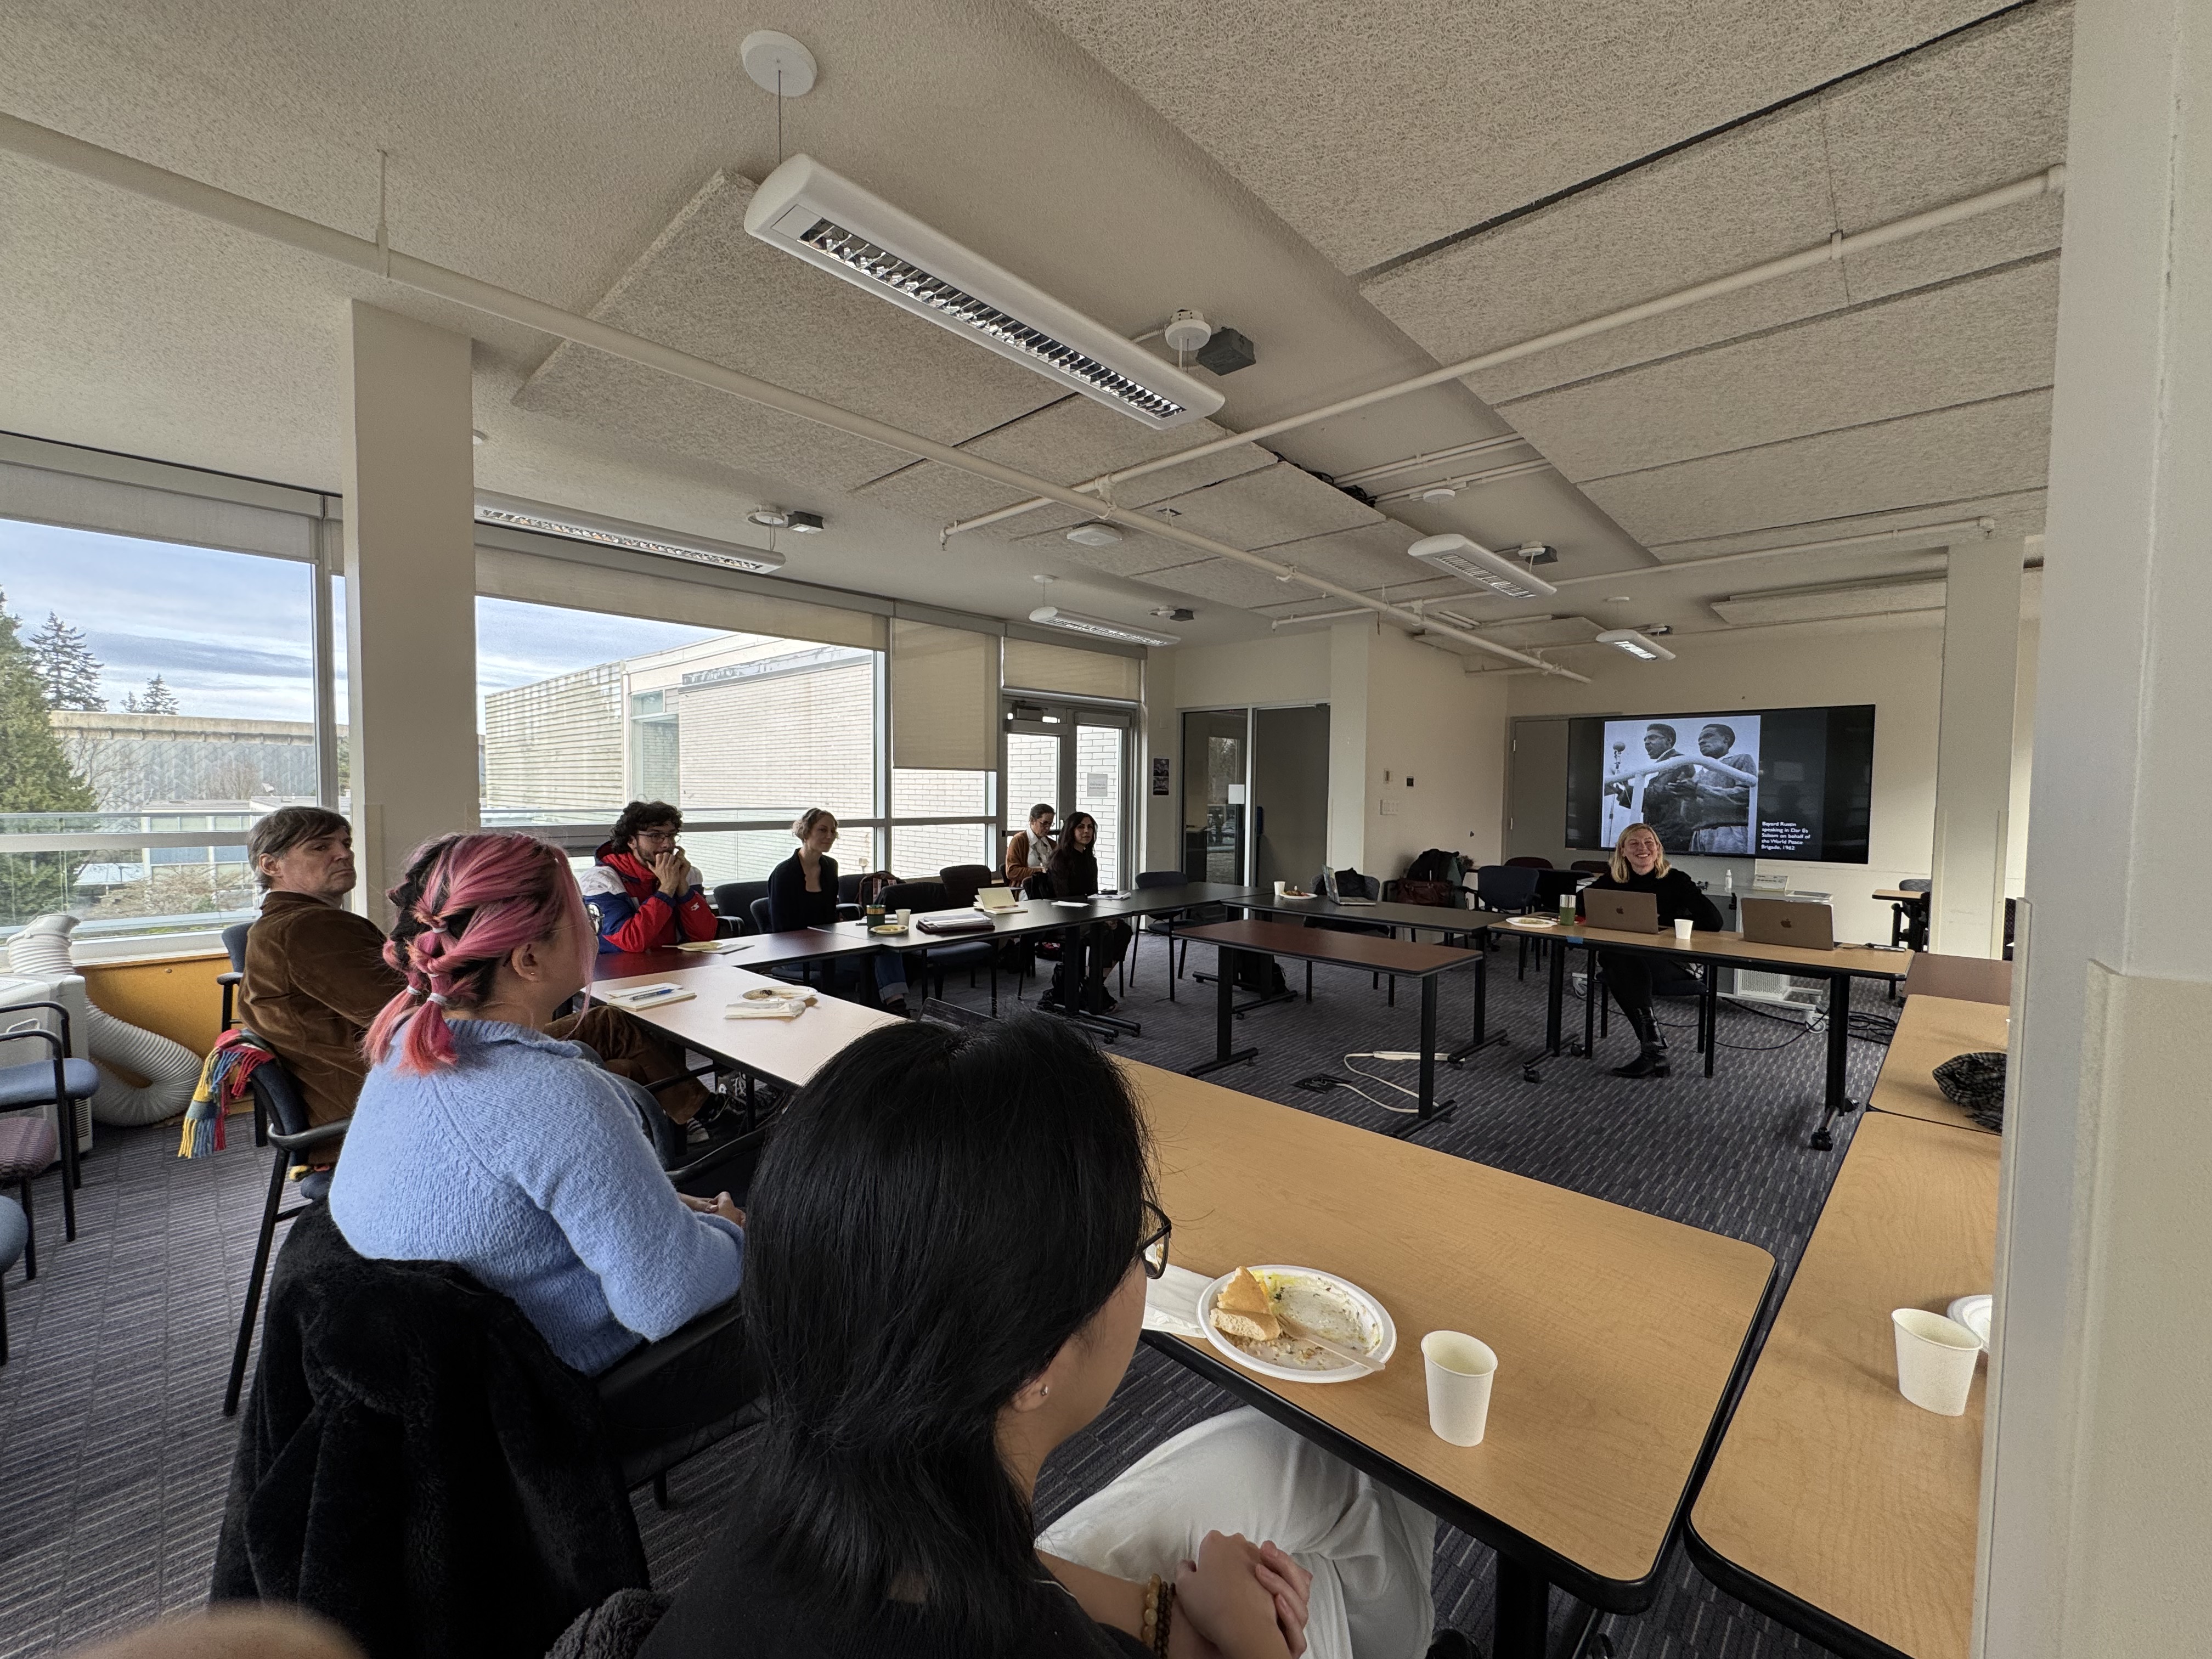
[1029, 607, 1180, 647]
[744, 155, 1223, 430]
[1407, 534, 1559, 599]
[474, 493, 786, 575]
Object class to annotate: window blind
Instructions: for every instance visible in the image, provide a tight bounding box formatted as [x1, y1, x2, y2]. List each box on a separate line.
[1002, 635, 1143, 701]
[890, 619, 997, 770]
[0, 460, 317, 562]
[476, 544, 885, 651]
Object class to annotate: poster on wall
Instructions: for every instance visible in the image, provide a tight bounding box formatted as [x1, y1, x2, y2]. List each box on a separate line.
[1599, 714, 1762, 854]
[1151, 757, 1171, 796]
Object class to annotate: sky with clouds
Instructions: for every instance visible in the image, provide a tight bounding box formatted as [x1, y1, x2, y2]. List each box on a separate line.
[0, 518, 724, 725]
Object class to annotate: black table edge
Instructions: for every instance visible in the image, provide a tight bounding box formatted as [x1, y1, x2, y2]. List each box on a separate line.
[1681, 1521, 1913, 1659]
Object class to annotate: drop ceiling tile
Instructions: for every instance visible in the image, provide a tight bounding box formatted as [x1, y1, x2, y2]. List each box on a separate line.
[1055, 528, 1211, 579]
[517, 170, 1065, 484]
[1646, 488, 2047, 563]
[1141, 557, 1313, 609]
[1026, 0, 2010, 272]
[1511, 258, 2060, 481]
[1260, 521, 1427, 591]
[1362, 105, 1840, 395]
[1583, 389, 2053, 546]
[1148, 461, 1379, 549]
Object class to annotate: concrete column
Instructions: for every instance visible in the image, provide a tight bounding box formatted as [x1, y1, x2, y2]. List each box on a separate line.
[1978, 1, 2212, 1654]
[341, 301, 478, 911]
[1928, 539, 2024, 956]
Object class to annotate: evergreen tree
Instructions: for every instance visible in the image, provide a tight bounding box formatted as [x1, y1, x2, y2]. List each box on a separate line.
[26, 611, 106, 709]
[0, 588, 96, 813]
[133, 674, 181, 715]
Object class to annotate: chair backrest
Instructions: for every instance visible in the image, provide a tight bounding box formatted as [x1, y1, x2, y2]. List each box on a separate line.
[1504, 855, 1554, 870]
[223, 920, 254, 973]
[749, 896, 774, 934]
[1022, 872, 1053, 901]
[236, 1034, 315, 1139]
[937, 865, 992, 907]
[1570, 860, 1610, 876]
[1135, 870, 1183, 890]
[1901, 878, 1933, 893]
[836, 873, 863, 904]
[712, 881, 770, 933]
[878, 881, 948, 913]
[1475, 864, 1542, 910]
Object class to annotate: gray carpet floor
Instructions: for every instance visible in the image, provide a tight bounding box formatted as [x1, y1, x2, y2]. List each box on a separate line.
[0, 930, 1901, 1657]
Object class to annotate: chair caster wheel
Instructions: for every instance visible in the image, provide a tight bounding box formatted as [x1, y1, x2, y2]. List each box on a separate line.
[1811, 1129, 1835, 1150]
[1522, 1066, 1543, 1084]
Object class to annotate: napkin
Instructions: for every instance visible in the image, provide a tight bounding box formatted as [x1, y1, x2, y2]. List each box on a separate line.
[725, 1002, 806, 1022]
[1143, 1263, 1213, 1338]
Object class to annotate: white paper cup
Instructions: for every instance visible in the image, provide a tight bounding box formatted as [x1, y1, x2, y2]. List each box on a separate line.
[895, 909, 911, 928]
[1422, 1331, 1498, 1446]
[1892, 1308, 1981, 1415]
[1673, 917, 1695, 942]
[1274, 881, 1287, 899]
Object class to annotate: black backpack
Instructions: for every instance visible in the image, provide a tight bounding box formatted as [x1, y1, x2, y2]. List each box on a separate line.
[1405, 848, 1459, 883]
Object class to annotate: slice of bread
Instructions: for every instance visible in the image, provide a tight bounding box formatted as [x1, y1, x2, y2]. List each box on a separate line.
[1210, 1267, 1280, 1343]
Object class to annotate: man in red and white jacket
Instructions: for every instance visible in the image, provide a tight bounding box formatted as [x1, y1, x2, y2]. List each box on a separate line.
[579, 801, 719, 955]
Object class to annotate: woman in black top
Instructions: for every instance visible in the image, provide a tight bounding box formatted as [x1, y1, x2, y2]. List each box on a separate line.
[765, 808, 909, 1015]
[1045, 811, 1131, 1014]
[1578, 820, 1723, 1078]
[637, 1016, 1440, 1659]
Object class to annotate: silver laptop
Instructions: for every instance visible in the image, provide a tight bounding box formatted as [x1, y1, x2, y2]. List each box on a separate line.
[974, 885, 1022, 912]
[1582, 888, 1662, 933]
[1319, 868, 1377, 907]
[1741, 895, 1836, 950]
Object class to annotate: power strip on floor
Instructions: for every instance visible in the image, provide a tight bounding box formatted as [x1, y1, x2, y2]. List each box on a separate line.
[1363, 1051, 1455, 1063]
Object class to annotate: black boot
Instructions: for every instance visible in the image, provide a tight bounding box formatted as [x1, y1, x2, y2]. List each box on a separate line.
[1610, 1008, 1670, 1078]
[1426, 1630, 1484, 1659]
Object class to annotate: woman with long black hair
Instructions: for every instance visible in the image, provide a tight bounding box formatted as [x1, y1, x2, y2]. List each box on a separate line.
[641, 1016, 1437, 1659]
[1044, 809, 1132, 1013]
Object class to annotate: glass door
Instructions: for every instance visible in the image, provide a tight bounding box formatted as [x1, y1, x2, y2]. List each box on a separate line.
[1181, 709, 1249, 884]
[1002, 701, 1134, 887]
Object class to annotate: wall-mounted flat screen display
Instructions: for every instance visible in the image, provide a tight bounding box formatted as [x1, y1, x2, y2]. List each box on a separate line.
[1564, 704, 1876, 863]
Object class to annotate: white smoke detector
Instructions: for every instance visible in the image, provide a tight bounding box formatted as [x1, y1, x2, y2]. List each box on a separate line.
[1163, 309, 1214, 354]
[741, 31, 817, 97]
[1065, 522, 1125, 548]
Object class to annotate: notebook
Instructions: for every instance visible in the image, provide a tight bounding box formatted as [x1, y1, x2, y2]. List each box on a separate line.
[974, 885, 1021, 912]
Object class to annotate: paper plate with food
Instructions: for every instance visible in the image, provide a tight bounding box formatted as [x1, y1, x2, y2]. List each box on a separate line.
[1505, 915, 1559, 929]
[1199, 1265, 1395, 1383]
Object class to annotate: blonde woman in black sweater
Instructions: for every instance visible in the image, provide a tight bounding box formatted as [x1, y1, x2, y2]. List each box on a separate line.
[1578, 821, 1723, 1077]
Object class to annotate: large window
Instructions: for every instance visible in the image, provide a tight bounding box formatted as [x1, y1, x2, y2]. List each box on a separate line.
[474, 597, 886, 883]
[1, 518, 324, 940]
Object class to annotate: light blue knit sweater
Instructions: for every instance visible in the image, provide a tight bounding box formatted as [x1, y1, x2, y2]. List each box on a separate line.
[329, 1018, 743, 1375]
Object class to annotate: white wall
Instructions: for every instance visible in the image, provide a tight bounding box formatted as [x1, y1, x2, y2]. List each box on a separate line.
[1362, 627, 1510, 878]
[1506, 610, 2035, 944]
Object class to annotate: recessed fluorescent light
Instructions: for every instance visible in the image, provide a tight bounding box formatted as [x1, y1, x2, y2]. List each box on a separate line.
[1028, 606, 1180, 647]
[746, 155, 1223, 430]
[1595, 628, 1675, 661]
[474, 493, 785, 575]
[1407, 534, 1559, 600]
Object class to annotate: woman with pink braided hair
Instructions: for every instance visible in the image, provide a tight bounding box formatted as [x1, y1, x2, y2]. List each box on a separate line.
[330, 832, 752, 1439]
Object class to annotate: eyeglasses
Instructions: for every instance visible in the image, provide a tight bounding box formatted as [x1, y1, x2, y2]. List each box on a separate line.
[1137, 1200, 1172, 1280]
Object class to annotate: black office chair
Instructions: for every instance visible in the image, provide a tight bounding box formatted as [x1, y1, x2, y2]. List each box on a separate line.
[1504, 856, 1554, 870]
[0, 998, 91, 1250]
[0, 1193, 24, 1364]
[1474, 864, 1545, 979]
[225, 1037, 348, 1416]
[1131, 869, 1199, 997]
[712, 880, 770, 936]
[1889, 878, 1933, 952]
[881, 881, 1001, 1008]
[937, 864, 994, 908]
[218, 919, 252, 1030]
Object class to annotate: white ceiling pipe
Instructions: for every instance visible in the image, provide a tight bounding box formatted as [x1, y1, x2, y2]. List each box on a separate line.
[1549, 515, 1997, 586]
[941, 164, 2067, 540]
[0, 110, 1586, 682]
[1331, 433, 1531, 489]
[1373, 456, 1554, 504]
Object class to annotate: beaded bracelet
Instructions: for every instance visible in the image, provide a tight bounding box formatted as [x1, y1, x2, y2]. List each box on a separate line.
[1152, 1581, 1176, 1657]
[1139, 1576, 1162, 1650]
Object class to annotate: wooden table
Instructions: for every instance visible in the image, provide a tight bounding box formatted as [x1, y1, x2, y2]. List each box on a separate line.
[1127, 1061, 1775, 1659]
[596, 963, 899, 1089]
[1172, 918, 1486, 1133]
[1242, 891, 1493, 938]
[1539, 923, 1910, 1149]
[1903, 952, 2012, 1007]
[1868, 996, 2007, 1135]
[1688, 1112, 1998, 1659]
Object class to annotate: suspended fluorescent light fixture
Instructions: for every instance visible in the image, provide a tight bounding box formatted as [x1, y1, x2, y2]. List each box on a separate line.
[1029, 606, 1180, 647]
[1595, 628, 1676, 661]
[746, 155, 1223, 430]
[475, 493, 785, 574]
[1407, 533, 1558, 599]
